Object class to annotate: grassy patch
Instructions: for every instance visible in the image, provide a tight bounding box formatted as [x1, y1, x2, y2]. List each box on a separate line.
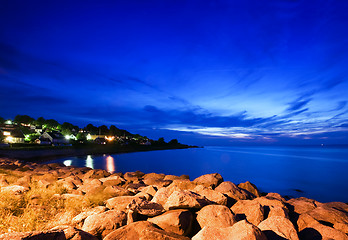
[0, 175, 105, 233]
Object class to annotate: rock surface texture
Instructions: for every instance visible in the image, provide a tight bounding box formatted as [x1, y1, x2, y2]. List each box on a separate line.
[0, 157, 347, 240]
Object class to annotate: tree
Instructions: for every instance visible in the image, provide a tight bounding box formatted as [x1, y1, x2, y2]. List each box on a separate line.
[61, 122, 77, 134]
[35, 117, 46, 126]
[98, 125, 109, 135]
[157, 137, 166, 145]
[14, 115, 35, 124]
[20, 126, 31, 135]
[76, 132, 87, 141]
[26, 133, 40, 142]
[61, 128, 72, 136]
[46, 119, 60, 129]
[85, 124, 98, 135]
[109, 125, 121, 136]
[0, 116, 5, 124]
[169, 139, 179, 145]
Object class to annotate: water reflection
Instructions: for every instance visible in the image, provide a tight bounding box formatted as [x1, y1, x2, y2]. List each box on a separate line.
[106, 155, 115, 173]
[86, 155, 94, 169]
[63, 160, 72, 166]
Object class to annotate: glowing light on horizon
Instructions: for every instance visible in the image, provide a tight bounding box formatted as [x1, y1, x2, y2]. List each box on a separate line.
[86, 155, 94, 169]
[106, 156, 115, 173]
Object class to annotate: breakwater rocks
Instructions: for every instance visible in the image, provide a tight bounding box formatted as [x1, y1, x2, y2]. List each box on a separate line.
[0, 158, 347, 240]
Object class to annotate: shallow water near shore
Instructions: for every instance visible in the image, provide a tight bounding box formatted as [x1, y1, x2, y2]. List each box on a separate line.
[47, 145, 348, 203]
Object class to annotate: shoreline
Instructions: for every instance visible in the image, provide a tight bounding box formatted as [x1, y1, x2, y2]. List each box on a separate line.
[0, 144, 199, 162]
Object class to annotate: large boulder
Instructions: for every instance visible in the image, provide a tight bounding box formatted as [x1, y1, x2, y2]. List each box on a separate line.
[192, 185, 228, 205]
[322, 202, 348, 213]
[142, 173, 172, 187]
[138, 185, 157, 197]
[99, 175, 125, 186]
[258, 216, 299, 240]
[297, 206, 348, 234]
[106, 195, 146, 211]
[299, 223, 348, 240]
[167, 179, 201, 191]
[83, 169, 110, 179]
[265, 192, 287, 202]
[63, 176, 83, 187]
[127, 197, 164, 217]
[103, 185, 133, 197]
[103, 221, 190, 240]
[164, 175, 190, 181]
[148, 209, 193, 236]
[81, 210, 127, 238]
[56, 178, 77, 191]
[164, 190, 210, 210]
[197, 205, 236, 228]
[123, 171, 145, 182]
[151, 186, 181, 206]
[72, 206, 108, 227]
[254, 196, 287, 209]
[268, 205, 289, 219]
[215, 181, 253, 200]
[78, 179, 104, 195]
[192, 220, 267, 240]
[0, 230, 65, 240]
[143, 178, 172, 188]
[231, 200, 264, 225]
[193, 173, 223, 189]
[287, 197, 318, 215]
[238, 181, 261, 197]
[51, 225, 99, 240]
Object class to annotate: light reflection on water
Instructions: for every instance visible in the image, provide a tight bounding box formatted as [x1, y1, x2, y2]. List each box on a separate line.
[106, 156, 116, 173]
[63, 160, 72, 166]
[62, 155, 116, 174]
[86, 155, 94, 169]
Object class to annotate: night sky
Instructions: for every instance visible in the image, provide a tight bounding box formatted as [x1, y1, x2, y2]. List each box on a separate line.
[1, 0, 348, 146]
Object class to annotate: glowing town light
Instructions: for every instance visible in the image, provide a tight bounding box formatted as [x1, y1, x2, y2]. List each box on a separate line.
[105, 136, 115, 141]
[65, 135, 70, 140]
[63, 160, 72, 166]
[5, 120, 12, 124]
[86, 134, 92, 140]
[106, 156, 115, 173]
[3, 131, 10, 136]
[86, 155, 94, 169]
[5, 136, 13, 143]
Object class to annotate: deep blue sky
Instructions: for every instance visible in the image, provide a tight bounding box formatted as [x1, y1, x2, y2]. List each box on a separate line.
[1, 0, 348, 146]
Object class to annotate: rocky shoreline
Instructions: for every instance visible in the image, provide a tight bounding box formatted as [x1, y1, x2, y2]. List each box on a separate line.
[0, 158, 347, 240]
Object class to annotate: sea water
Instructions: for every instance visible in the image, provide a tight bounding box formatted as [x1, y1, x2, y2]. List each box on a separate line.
[48, 145, 348, 203]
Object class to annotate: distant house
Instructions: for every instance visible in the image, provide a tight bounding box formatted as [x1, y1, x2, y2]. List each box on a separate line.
[39, 131, 68, 146]
[64, 133, 77, 141]
[88, 134, 107, 140]
[0, 128, 25, 143]
[142, 141, 151, 146]
[30, 125, 43, 133]
[94, 137, 107, 144]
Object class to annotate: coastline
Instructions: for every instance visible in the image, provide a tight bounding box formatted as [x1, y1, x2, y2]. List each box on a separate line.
[0, 144, 198, 162]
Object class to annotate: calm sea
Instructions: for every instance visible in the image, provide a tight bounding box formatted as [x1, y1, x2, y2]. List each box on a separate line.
[47, 146, 348, 203]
